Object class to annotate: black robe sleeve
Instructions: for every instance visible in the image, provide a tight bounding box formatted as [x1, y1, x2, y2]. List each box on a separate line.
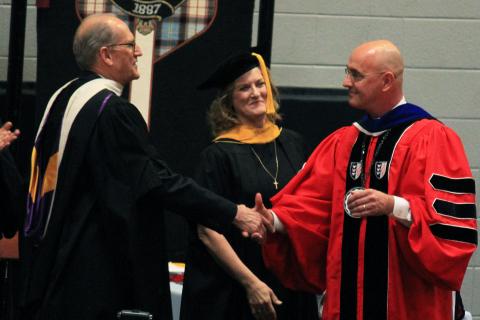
[0, 144, 23, 239]
[88, 96, 237, 233]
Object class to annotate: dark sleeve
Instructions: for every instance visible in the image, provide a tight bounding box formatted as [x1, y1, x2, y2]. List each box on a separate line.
[0, 148, 23, 238]
[89, 98, 236, 233]
[194, 144, 234, 200]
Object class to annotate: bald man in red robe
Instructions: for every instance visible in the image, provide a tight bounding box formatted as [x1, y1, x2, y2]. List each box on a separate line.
[259, 40, 477, 320]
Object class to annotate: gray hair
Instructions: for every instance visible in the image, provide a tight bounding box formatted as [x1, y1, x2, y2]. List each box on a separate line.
[72, 15, 119, 70]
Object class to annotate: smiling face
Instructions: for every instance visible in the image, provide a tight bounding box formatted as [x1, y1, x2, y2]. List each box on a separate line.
[342, 48, 386, 112]
[342, 40, 405, 117]
[232, 67, 268, 127]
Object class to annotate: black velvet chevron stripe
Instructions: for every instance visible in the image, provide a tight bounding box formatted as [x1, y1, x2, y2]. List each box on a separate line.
[433, 199, 477, 219]
[340, 133, 366, 320]
[430, 224, 478, 245]
[430, 175, 475, 194]
[363, 125, 409, 320]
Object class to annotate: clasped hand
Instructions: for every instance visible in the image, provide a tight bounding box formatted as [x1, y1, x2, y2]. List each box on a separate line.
[234, 193, 275, 242]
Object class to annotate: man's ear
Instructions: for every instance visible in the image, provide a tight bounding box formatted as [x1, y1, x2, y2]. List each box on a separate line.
[381, 71, 396, 92]
[98, 47, 114, 66]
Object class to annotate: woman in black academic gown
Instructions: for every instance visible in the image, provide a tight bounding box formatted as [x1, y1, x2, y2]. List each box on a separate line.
[180, 52, 319, 320]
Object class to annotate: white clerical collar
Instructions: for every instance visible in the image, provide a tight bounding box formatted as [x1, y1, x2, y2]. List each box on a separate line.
[392, 96, 407, 110]
[98, 74, 124, 96]
[372, 96, 407, 120]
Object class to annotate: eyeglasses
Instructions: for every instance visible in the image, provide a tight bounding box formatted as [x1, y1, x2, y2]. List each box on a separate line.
[345, 67, 366, 82]
[344, 67, 391, 82]
[106, 41, 136, 52]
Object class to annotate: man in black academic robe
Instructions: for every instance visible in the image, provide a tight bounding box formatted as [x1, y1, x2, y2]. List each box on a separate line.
[19, 14, 264, 320]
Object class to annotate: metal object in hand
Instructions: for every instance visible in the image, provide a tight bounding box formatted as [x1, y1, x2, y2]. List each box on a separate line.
[344, 187, 365, 218]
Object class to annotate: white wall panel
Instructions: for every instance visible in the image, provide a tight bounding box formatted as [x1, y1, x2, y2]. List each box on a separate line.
[271, 64, 344, 88]
[442, 120, 479, 168]
[402, 19, 480, 69]
[272, 14, 405, 65]
[275, 0, 480, 19]
[0, 6, 10, 56]
[405, 70, 480, 118]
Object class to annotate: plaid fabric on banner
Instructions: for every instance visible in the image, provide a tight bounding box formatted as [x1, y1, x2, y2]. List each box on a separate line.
[76, 0, 216, 60]
[76, 0, 124, 14]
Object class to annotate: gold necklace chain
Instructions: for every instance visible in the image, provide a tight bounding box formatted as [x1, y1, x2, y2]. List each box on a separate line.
[250, 140, 279, 189]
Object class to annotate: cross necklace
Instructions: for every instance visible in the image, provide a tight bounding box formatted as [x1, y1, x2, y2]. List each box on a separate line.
[250, 140, 280, 189]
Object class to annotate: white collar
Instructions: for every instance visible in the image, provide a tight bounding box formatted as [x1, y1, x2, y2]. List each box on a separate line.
[98, 74, 124, 96]
[392, 96, 407, 110]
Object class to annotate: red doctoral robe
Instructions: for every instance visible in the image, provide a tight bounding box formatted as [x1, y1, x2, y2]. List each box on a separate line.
[263, 115, 477, 320]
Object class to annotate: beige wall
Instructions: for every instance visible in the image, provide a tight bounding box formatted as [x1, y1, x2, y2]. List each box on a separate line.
[0, 1, 37, 82]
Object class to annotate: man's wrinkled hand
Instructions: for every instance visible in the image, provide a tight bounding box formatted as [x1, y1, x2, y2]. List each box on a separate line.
[251, 193, 274, 243]
[347, 188, 394, 218]
[234, 204, 265, 240]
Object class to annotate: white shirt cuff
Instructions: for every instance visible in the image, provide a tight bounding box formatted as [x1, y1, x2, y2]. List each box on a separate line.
[392, 196, 412, 227]
[271, 210, 285, 233]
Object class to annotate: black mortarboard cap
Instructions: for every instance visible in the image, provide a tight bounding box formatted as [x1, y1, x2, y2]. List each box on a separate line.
[198, 52, 260, 90]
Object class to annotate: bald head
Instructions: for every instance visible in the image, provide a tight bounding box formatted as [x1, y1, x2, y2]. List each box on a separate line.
[343, 40, 405, 117]
[352, 40, 404, 79]
[73, 14, 127, 71]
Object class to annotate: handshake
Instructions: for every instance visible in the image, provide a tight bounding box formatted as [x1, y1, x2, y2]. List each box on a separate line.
[233, 193, 274, 242]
